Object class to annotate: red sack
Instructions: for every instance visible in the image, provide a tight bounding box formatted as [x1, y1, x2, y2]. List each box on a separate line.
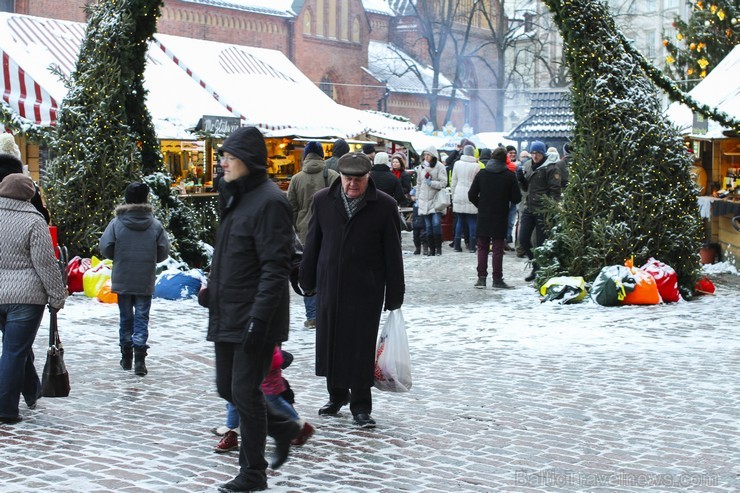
[694, 277, 716, 295]
[66, 256, 91, 294]
[641, 257, 680, 303]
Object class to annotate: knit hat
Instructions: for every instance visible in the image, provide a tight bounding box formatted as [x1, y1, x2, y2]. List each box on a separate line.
[491, 147, 508, 162]
[0, 134, 21, 159]
[124, 182, 149, 204]
[218, 127, 267, 172]
[374, 152, 389, 166]
[529, 141, 546, 154]
[479, 148, 492, 162]
[338, 152, 372, 176]
[362, 143, 376, 155]
[505, 145, 516, 153]
[462, 145, 475, 157]
[303, 141, 324, 159]
[0, 173, 35, 201]
[0, 154, 24, 182]
[332, 138, 350, 158]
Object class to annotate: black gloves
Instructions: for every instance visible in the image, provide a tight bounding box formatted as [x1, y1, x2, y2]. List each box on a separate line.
[384, 303, 402, 312]
[242, 317, 268, 353]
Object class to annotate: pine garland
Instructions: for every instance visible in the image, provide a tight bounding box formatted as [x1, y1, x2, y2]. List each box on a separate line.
[0, 102, 53, 144]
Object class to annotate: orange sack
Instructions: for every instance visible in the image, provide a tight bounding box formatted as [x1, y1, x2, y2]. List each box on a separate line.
[621, 258, 661, 305]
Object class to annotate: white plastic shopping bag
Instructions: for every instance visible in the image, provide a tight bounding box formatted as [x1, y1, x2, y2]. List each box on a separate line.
[373, 309, 412, 392]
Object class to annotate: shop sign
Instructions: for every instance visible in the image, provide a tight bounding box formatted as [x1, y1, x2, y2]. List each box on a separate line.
[202, 115, 241, 135]
[692, 112, 708, 135]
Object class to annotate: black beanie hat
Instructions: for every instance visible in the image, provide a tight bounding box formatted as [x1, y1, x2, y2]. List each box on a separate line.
[332, 139, 350, 158]
[479, 148, 492, 162]
[303, 141, 324, 159]
[0, 154, 24, 182]
[125, 182, 149, 204]
[218, 127, 267, 172]
[505, 145, 516, 153]
[362, 143, 376, 155]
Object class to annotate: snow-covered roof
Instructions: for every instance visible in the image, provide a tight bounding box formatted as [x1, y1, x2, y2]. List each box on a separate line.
[0, 13, 234, 139]
[179, 0, 296, 17]
[367, 41, 468, 100]
[665, 45, 740, 139]
[362, 0, 396, 16]
[506, 89, 574, 141]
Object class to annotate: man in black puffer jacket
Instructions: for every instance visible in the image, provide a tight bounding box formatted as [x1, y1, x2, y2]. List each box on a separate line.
[207, 127, 300, 493]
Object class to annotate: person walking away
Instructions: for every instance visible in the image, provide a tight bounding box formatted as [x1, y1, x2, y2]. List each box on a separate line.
[451, 145, 480, 253]
[515, 141, 562, 282]
[416, 146, 448, 256]
[325, 138, 350, 173]
[0, 134, 50, 223]
[99, 182, 170, 376]
[287, 141, 338, 329]
[361, 143, 376, 162]
[300, 152, 405, 429]
[468, 147, 522, 288]
[370, 152, 405, 205]
[206, 127, 301, 493]
[0, 174, 67, 424]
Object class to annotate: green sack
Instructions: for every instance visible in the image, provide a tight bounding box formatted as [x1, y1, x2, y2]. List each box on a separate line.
[591, 265, 636, 306]
[540, 276, 587, 304]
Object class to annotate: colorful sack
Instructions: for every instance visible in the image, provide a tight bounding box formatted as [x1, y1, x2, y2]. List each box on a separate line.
[374, 309, 412, 392]
[694, 277, 716, 295]
[154, 269, 205, 300]
[641, 257, 680, 303]
[66, 256, 91, 294]
[96, 279, 118, 304]
[591, 265, 636, 306]
[540, 276, 587, 304]
[622, 259, 661, 305]
[82, 257, 112, 298]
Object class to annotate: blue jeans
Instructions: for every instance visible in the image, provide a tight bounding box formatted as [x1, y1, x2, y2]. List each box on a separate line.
[225, 401, 239, 429]
[265, 393, 299, 421]
[0, 304, 45, 418]
[422, 212, 442, 238]
[303, 294, 316, 321]
[454, 213, 477, 248]
[117, 294, 152, 349]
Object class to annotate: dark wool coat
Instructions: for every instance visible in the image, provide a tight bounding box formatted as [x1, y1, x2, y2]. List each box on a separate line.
[207, 175, 293, 344]
[300, 179, 405, 388]
[468, 159, 521, 239]
[99, 203, 170, 296]
[370, 164, 405, 204]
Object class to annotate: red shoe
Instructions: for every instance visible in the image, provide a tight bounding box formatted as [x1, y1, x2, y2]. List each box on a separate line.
[290, 422, 315, 446]
[214, 430, 239, 453]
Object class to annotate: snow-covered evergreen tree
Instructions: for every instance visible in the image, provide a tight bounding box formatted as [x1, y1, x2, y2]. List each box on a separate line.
[537, 0, 704, 295]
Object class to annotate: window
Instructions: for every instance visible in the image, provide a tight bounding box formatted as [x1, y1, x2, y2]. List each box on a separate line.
[328, 0, 336, 38]
[351, 17, 360, 43]
[645, 0, 656, 12]
[340, 0, 349, 40]
[320, 76, 337, 101]
[664, 0, 678, 8]
[0, 0, 13, 13]
[316, 0, 324, 36]
[645, 30, 656, 58]
[303, 10, 312, 35]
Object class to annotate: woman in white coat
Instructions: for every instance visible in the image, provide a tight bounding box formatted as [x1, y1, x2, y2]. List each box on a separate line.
[415, 146, 448, 256]
[450, 145, 481, 252]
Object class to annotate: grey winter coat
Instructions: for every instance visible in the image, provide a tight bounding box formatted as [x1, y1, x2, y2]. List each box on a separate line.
[300, 179, 405, 388]
[516, 152, 562, 212]
[287, 153, 339, 244]
[99, 203, 170, 296]
[0, 175, 66, 309]
[207, 175, 293, 344]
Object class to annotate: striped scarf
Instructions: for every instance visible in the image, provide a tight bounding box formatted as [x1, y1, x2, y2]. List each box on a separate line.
[341, 191, 365, 219]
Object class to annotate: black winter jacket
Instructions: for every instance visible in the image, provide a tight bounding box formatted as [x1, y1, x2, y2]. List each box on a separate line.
[370, 164, 405, 205]
[468, 159, 521, 238]
[207, 174, 293, 344]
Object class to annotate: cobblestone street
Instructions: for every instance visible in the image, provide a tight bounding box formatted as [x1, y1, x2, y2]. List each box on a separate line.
[1, 243, 739, 492]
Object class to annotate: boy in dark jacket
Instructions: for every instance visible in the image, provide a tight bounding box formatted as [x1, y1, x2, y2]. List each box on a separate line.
[99, 182, 170, 375]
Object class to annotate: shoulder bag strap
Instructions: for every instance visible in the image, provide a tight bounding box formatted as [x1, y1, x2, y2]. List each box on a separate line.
[323, 166, 329, 188]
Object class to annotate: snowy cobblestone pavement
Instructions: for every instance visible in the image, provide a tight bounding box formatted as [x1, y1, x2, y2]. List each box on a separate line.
[1, 239, 739, 492]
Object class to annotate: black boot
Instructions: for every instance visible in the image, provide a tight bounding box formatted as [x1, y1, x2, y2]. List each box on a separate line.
[453, 238, 463, 252]
[435, 235, 443, 256]
[120, 347, 133, 371]
[422, 239, 429, 256]
[426, 237, 435, 256]
[413, 236, 421, 255]
[134, 348, 148, 376]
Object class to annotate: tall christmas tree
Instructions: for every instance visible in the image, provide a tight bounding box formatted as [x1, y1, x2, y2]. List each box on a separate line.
[44, 0, 207, 265]
[664, 0, 739, 90]
[537, 0, 704, 295]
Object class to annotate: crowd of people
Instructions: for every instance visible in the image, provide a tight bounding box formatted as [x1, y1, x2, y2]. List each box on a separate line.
[0, 127, 572, 492]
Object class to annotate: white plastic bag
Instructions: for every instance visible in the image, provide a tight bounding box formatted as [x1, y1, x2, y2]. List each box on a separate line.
[373, 309, 412, 392]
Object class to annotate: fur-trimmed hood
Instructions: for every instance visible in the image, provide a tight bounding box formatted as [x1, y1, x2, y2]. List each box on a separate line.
[114, 203, 155, 231]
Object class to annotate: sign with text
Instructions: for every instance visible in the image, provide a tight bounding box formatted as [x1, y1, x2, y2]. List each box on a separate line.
[201, 115, 241, 136]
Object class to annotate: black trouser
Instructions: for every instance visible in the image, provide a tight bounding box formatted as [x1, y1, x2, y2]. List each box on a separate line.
[518, 209, 546, 261]
[215, 342, 297, 484]
[326, 380, 372, 416]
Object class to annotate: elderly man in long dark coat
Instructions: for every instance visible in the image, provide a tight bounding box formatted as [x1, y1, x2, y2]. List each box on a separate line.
[300, 152, 405, 429]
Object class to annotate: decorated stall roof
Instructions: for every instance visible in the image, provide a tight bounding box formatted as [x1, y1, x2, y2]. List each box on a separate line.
[179, 0, 296, 16]
[0, 12, 234, 139]
[505, 89, 574, 142]
[665, 45, 740, 140]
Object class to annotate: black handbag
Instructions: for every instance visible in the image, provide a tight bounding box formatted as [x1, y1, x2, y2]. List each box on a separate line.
[41, 308, 70, 398]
